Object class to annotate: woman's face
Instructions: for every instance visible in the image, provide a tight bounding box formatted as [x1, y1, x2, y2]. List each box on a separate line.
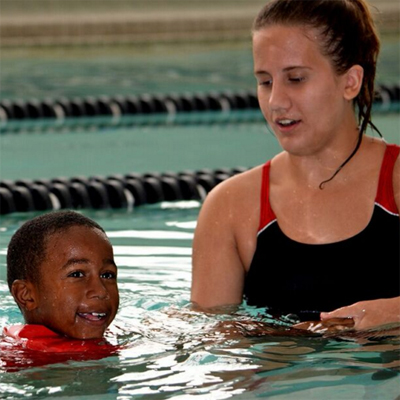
[253, 24, 357, 157]
[30, 226, 119, 339]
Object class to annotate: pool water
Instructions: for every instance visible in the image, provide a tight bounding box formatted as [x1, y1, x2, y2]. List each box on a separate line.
[1, 34, 399, 101]
[1, 202, 399, 399]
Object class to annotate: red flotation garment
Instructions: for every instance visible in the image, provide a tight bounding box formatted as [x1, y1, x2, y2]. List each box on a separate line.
[1, 325, 119, 371]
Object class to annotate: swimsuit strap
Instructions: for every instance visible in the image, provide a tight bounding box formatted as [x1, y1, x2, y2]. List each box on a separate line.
[258, 161, 276, 232]
[376, 143, 400, 215]
[259, 144, 400, 230]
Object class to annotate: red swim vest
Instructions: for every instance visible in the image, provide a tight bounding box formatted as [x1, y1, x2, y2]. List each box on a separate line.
[1, 325, 118, 371]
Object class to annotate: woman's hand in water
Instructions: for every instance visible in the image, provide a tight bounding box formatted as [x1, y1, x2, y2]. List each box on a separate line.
[320, 297, 400, 331]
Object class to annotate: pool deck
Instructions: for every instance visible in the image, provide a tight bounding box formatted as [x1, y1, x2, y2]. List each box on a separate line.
[1, 0, 399, 47]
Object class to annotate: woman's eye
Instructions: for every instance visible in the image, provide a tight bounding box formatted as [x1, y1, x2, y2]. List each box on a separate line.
[289, 77, 304, 83]
[259, 80, 272, 86]
[68, 271, 84, 278]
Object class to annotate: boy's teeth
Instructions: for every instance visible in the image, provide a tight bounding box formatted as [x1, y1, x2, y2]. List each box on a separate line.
[79, 312, 106, 320]
[91, 313, 106, 320]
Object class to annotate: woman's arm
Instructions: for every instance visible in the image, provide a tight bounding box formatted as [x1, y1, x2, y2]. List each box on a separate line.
[191, 180, 247, 309]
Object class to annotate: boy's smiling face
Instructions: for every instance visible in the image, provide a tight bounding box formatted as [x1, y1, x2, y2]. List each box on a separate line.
[28, 225, 119, 339]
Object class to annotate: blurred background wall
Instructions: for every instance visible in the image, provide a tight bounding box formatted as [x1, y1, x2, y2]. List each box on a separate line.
[1, 0, 398, 47]
[0, 0, 398, 184]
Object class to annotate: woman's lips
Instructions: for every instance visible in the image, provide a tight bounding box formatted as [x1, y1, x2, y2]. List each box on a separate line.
[275, 118, 301, 132]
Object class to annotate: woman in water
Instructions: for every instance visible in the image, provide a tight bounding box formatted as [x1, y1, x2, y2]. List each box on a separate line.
[191, 0, 399, 331]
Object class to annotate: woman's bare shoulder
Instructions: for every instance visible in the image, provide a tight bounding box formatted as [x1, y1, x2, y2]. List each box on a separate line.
[205, 164, 264, 204]
[194, 164, 266, 273]
[196, 164, 265, 233]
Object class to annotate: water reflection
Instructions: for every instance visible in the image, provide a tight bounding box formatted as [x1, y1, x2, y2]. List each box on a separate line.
[0, 205, 399, 399]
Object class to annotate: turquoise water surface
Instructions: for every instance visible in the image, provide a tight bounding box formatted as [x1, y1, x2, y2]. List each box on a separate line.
[1, 22, 399, 400]
[1, 204, 399, 399]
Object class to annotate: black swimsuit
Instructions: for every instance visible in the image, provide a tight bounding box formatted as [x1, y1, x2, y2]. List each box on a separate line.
[244, 144, 400, 321]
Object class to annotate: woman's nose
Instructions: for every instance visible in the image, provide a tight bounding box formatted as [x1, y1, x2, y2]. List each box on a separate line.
[269, 82, 291, 112]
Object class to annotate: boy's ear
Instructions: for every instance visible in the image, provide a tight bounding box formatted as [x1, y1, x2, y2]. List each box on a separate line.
[343, 64, 364, 101]
[11, 280, 38, 311]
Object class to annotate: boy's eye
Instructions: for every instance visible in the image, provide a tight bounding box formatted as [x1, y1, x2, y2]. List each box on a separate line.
[101, 271, 117, 280]
[68, 271, 84, 278]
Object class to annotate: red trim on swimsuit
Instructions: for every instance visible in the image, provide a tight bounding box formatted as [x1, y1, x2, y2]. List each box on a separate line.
[258, 143, 400, 232]
[258, 160, 275, 232]
[375, 143, 400, 215]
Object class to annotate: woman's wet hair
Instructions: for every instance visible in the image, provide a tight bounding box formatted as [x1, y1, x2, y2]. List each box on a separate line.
[253, 0, 381, 186]
[7, 210, 105, 290]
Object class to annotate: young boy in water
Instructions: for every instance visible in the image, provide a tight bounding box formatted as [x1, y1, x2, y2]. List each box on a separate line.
[5, 210, 119, 344]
